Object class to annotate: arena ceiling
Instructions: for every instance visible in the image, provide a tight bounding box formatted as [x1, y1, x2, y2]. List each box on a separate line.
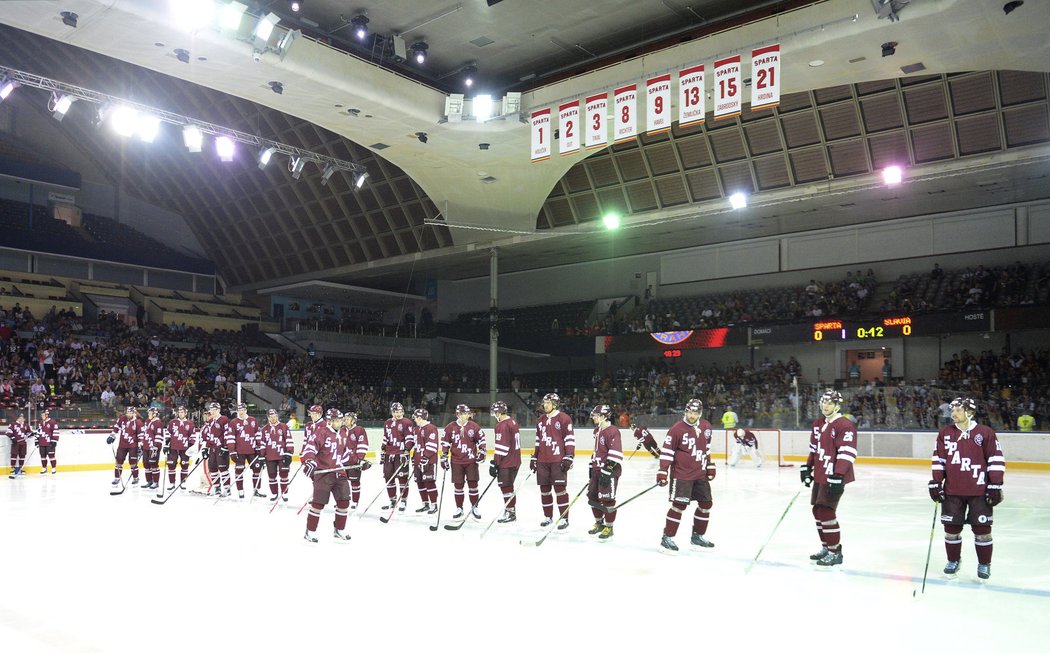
[0, 1, 1049, 295]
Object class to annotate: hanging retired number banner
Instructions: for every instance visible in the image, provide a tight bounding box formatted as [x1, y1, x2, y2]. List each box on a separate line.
[530, 108, 551, 162]
[751, 44, 781, 110]
[713, 55, 742, 119]
[678, 64, 705, 127]
[613, 84, 638, 143]
[646, 74, 672, 134]
[584, 93, 609, 149]
[559, 101, 580, 155]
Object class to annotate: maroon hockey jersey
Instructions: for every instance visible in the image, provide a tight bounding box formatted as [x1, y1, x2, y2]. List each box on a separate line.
[226, 416, 260, 454]
[441, 419, 486, 464]
[932, 421, 1005, 496]
[301, 419, 345, 471]
[414, 423, 440, 465]
[342, 425, 369, 464]
[535, 411, 575, 463]
[38, 418, 59, 446]
[633, 425, 658, 450]
[112, 416, 143, 449]
[201, 415, 229, 449]
[806, 415, 857, 484]
[659, 418, 713, 481]
[492, 417, 522, 468]
[166, 418, 196, 451]
[142, 418, 164, 450]
[591, 425, 624, 468]
[260, 422, 293, 461]
[735, 429, 759, 448]
[383, 416, 415, 455]
[7, 421, 31, 442]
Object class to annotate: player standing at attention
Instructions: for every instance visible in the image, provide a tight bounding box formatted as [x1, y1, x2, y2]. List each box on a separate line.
[227, 403, 263, 498]
[929, 397, 1005, 580]
[631, 423, 660, 458]
[656, 399, 716, 552]
[200, 402, 231, 496]
[302, 408, 352, 542]
[261, 408, 293, 502]
[531, 393, 575, 529]
[441, 404, 486, 519]
[587, 405, 623, 541]
[107, 406, 143, 486]
[728, 427, 763, 468]
[37, 409, 59, 474]
[800, 390, 857, 567]
[140, 407, 164, 490]
[490, 401, 522, 524]
[165, 405, 196, 489]
[382, 402, 414, 512]
[411, 409, 440, 514]
[6, 413, 31, 478]
[340, 411, 370, 509]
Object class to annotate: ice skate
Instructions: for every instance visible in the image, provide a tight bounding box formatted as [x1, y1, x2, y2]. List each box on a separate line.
[660, 535, 679, 553]
[977, 564, 991, 580]
[588, 521, 604, 535]
[333, 528, 351, 542]
[303, 530, 318, 543]
[539, 517, 552, 527]
[556, 517, 569, 530]
[453, 507, 464, 519]
[809, 546, 829, 561]
[497, 509, 516, 523]
[471, 505, 481, 520]
[415, 503, 431, 513]
[690, 533, 715, 548]
[598, 525, 614, 541]
[943, 560, 960, 576]
[398, 500, 407, 512]
[815, 550, 843, 567]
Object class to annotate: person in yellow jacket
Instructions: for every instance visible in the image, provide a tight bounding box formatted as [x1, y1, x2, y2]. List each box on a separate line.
[720, 406, 738, 430]
[1017, 413, 1035, 432]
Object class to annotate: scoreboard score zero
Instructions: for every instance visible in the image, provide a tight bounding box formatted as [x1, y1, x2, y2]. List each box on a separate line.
[813, 317, 913, 341]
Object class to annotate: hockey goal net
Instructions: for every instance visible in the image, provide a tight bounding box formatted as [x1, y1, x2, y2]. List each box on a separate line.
[721, 428, 792, 468]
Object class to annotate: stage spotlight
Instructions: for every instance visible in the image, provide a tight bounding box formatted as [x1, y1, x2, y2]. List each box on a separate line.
[354, 171, 369, 189]
[729, 192, 748, 209]
[136, 114, 162, 143]
[0, 77, 17, 102]
[170, 1, 214, 32]
[258, 146, 277, 169]
[351, 15, 369, 40]
[320, 164, 337, 186]
[463, 64, 477, 88]
[290, 1, 303, 12]
[255, 12, 280, 41]
[216, 136, 236, 162]
[473, 94, 493, 122]
[50, 94, 75, 121]
[290, 157, 306, 179]
[411, 41, 428, 64]
[603, 212, 621, 230]
[182, 125, 203, 152]
[109, 105, 139, 137]
[220, 2, 248, 30]
[882, 165, 903, 186]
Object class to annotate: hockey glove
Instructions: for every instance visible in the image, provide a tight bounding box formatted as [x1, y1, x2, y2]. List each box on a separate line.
[985, 486, 1003, 507]
[106, 435, 115, 445]
[487, 461, 497, 478]
[826, 474, 845, 498]
[163, 446, 170, 456]
[380, 453, 387, 466]
[529, 457, 538, 472]
[476, 451, 486, 464]
[706, 464, 717, 481]
[440, 457, 450, 471]
[598, 466, 613, 488]
[303, 460, 317, 478]
[656, 470, 668, 487]
[800, 464, 813, 487]
[200, 447, 210, 460]
[560, 458, 573, 472]
[360, 459, 372, 471]
[927, 480, 945, 503]
[219, 446, 230, 458]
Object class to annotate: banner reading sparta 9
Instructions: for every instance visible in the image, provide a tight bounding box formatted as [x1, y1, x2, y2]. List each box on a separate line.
[530, 108, 552, 162]
[713, 55, 742, 120]
[646, 74, 672, 134]
[750, 44, 781, 110]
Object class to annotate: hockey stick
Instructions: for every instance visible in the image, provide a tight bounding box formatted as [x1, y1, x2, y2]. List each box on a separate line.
[213, 453, 265, 504]
[156, 453, 166, 499]
[444, 475, 498, 531]
[915, 502, 940, 597]
[744, 486, 803, 574]
[520, 481, 589, 547]
[625, 445, 643, 462]
[293, 464, 367, 515]
[270, 462, 301, 514]
[589, 482, 660, 513]
[380, 459, 417, 524]
[358, 458, 409, 520]
[151, 457, 207, 505]
[480, 468, 535, 539]
[427, 463, 450, 531]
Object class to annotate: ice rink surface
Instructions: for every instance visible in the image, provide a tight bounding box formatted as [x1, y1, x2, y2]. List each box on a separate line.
[2, 455, 1048, 652]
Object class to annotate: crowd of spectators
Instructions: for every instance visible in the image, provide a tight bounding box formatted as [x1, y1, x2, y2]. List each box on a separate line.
[886, 261, 1050, 312]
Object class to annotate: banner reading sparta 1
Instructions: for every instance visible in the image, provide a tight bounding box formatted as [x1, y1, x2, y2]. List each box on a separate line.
[713, 55, 742, 120]
[678, 64, 705, 127]
[559, 100, 580, 155]
[613, 84, 638, 143]
[646, 74, 672, 134]
[750, 44, 781, 110]
[531, 108, 552, 162]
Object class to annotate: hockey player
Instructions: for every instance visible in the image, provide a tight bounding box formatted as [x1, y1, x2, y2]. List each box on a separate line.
[656, 399, 716, 552]
[140, 407, 164, 490]
[381, 402, 414, 512]
[631, 423, 660, 458]
[341, 411, 370, 508]
[302, 408, 352, 542]
[261, 409, 294, 502]
[800, 390, 857, 567]
[412, 409, 440, 514]
[531, 393, 575, 529]
[165, 405, 196, 489]
[37, 409, 59, 474]
[490, 401, 522, 524]
[441, 404, 486, 519]
[6, 413, 31, 478]
[199, 402, 231, 496]
[587, 405, 623, 541]
[227, 403, 263, 498]
[929, 397, 1005, 580]
[728, 427, 763, 468]
[106, 406, 143, 486]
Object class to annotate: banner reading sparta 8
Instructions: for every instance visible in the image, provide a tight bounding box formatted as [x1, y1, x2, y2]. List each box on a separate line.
[613, 84, 638, 143]
[713, 55, 742, 119]
[750, 44, 781, 110]
[585, 93, 609, 149]
[646, 74, 672, 134]
[530, 108, 551, 162]
[678, 64, 705, 127]
[559, 100, 580, 155]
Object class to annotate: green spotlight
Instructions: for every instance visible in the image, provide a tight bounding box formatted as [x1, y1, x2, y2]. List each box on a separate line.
[602, 212, 620, 230]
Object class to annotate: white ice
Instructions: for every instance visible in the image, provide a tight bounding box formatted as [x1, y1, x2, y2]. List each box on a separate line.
[1, 457, 1048, 652]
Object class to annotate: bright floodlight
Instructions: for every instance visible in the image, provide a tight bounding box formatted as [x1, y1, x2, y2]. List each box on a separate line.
[473, 95, 493, 122]
[258, 146, 276, 169]
[255, 12, 280, 41]
[0, 79, 16, 101]
[354, 171, 369, 189]
[729, 192, 748, 209]
[883, 165, 903, 186]
[320, 164, 336, 186]
[216, 136, 235, 162]
[51, 94, 75, 121]
[603, 212, 621, 230]
[182, 125, 203, 152]
[220, 2, 248, 30]
[136, 114, 162, 143]
[109, 106, 139, 137]
[170, 0, 215, 32]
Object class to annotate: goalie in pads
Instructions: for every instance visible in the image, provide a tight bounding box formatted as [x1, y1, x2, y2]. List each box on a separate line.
[728, 428, 762, 468]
